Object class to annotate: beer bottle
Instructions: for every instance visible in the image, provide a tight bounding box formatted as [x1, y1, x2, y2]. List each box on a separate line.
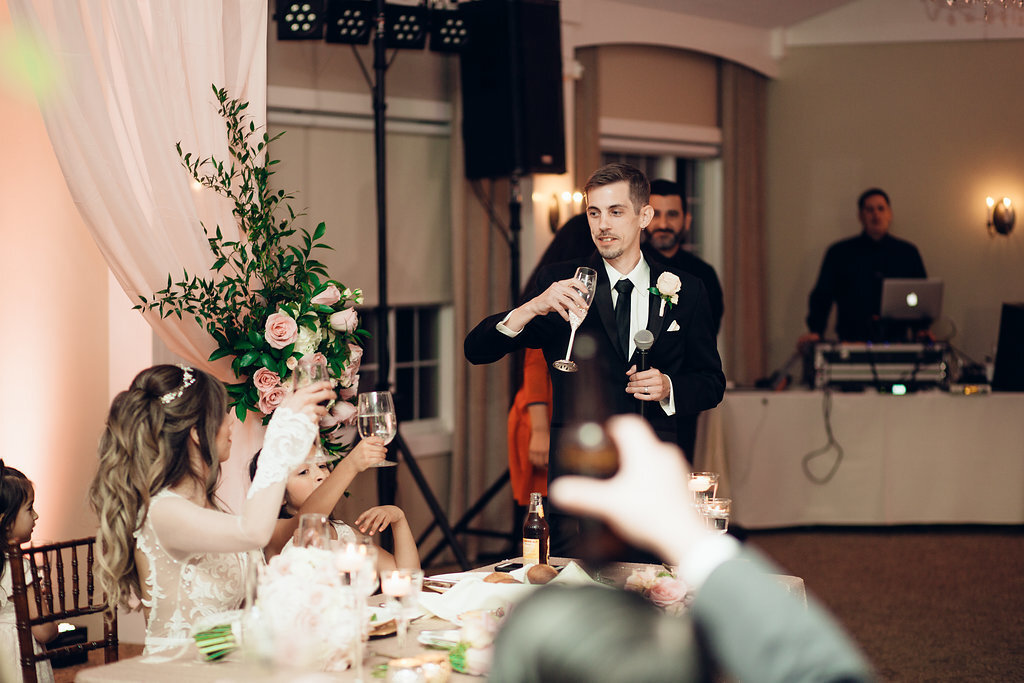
[522, 492, 550, 565]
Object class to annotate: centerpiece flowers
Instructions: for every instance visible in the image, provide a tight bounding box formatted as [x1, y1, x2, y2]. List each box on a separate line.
[624, 565, 690, 616]
[136, 86, 366, 457]
[252, 545, 361, 671]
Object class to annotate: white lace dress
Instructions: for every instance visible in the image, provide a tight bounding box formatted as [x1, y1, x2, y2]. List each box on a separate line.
[0, 558, 55, 683]
[134, 490, 258, 656]
[132, 406, 317, 658]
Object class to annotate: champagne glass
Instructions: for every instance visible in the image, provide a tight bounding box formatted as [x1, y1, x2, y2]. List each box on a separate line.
[293, 355, 333, 464]
[381, 568, 424, 649]
[553, 267, 598, 373]
[334, 539, 379, 683]
[357, 391, 399, 468]
[295, 513, 331, 549]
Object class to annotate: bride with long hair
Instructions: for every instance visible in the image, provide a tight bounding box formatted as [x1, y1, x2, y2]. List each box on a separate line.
[89, 363, 332, 656]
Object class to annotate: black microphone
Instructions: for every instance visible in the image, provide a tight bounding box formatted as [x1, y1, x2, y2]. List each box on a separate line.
[633, 330, 654, 418]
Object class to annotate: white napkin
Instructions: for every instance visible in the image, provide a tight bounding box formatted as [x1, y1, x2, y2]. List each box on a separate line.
[418, 562, 603, 623]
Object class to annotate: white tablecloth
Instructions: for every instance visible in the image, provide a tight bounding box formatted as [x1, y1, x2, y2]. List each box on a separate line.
[695, 390, 1024, 528]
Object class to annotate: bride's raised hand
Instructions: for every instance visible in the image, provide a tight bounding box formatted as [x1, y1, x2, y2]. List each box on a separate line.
[278, 381, 334, 421]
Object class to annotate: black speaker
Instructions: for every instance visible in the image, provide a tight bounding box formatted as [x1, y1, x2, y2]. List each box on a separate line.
[458, 0, 566, 180]
[992, 302, 1024, 392]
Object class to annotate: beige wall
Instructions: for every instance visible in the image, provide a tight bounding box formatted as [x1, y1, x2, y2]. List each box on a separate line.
[1, 2, 108, 542]
[596, 44, 718, 127]
[765, 39, 1024, 372]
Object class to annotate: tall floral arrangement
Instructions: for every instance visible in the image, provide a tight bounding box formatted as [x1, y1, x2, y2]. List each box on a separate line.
[137, 86, 366, 456]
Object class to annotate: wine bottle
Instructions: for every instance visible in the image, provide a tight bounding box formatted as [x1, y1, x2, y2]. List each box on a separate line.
[522, 492, 550, 565]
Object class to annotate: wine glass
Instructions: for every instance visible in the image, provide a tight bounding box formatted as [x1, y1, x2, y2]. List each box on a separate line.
[293, 355, 333, 464]
[334, 539, 379, 683]
[295, 513, 332, 549]
[381, 568, 424, 649]
[552, 267, 598, 373]
[357, 391, 399, 468]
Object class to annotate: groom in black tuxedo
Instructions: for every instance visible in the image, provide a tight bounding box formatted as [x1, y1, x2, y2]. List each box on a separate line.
[465, 163, 725, 555]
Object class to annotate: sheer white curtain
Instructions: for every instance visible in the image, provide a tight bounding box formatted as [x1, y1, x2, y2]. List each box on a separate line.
[9, 0, 268, 507]
[8, 0, 267, 380]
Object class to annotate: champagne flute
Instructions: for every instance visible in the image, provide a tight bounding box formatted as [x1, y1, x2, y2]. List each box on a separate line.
[381, 569, 424, 649]
[357, 391, 399, 468]
[293, 355, 333, 464]
[552, 267, 598, 373]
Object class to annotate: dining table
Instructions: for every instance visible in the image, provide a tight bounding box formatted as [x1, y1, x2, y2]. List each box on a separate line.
[74, 557, 807, 681]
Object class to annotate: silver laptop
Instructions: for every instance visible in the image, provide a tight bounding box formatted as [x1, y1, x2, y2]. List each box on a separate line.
[879, 278, 943, 321]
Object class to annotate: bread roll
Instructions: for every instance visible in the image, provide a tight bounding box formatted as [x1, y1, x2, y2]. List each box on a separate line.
[483, 572, 521, 584]
[526, 564, 558, 585]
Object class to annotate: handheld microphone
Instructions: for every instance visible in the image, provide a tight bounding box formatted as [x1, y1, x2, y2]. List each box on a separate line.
[633, 330, 654, 418]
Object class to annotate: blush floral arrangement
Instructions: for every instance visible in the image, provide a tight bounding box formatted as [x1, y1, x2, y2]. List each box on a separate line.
[136, 86, 366, 456]
[624, 565, 690, 616]
[252, 545, 360, 671]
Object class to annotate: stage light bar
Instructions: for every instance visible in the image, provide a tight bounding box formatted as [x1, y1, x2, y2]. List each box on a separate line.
[325, 0, 373, 44]
[384, 4, 427, 49]
[429, 8, 469, 53]
[275, 0, 325, 40]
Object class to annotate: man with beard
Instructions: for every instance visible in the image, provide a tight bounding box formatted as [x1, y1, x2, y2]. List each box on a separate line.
[646, 178, 724, 463]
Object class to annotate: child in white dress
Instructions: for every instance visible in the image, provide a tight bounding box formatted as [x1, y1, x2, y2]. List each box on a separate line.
[0, 462, 56, 683]
[250, 441, 421, 573]
[88, 364, 332, 657]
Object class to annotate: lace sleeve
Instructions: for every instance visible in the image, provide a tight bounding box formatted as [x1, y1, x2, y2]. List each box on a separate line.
[248, 406, 318, 498]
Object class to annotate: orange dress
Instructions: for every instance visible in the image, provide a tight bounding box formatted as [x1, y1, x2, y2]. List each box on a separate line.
[507, 347, 552, 506]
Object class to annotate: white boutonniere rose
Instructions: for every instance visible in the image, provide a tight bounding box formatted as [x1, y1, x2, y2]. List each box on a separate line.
[649, 272, 681, 316]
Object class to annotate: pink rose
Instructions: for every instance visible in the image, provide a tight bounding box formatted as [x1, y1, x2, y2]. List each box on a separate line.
[252, 367, 281, 391]
[265, 313, 298, 349]
[338, 377, 358, 400]
[625, 566, 660, 592]
[311, 284, 342, 306]
[646, 576, 687, 608]
[333, 400, 358, 426]
[258, 386, 289, 415]
[329, 309, 358, 333]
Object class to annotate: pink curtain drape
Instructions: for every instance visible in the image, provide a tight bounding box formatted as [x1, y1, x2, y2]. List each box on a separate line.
[9, 0, 268, 508]
[8, 0, 267, 381]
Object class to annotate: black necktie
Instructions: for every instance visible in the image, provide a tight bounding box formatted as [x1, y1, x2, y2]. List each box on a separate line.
[614, 278, 633, 358]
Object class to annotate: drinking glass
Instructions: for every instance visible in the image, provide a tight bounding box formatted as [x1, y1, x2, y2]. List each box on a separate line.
[688, 472, 719, 506]
[334, 538, 379, 683]
[295, 513, 331, 549]
[293, 355, 332, 463]
[381, 569, 424, 649]
[700, 497, 731, 535]
[357, 390, 398, 467]
[552, 267, 598, 373]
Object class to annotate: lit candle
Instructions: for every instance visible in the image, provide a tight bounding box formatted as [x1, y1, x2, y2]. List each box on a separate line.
[335, 544, 366, 572]
[688, 476, 711, 493]
[382, 571, 412, 598]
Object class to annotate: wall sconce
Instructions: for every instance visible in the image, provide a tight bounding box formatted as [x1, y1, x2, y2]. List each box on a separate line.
[987, 196, 1016, 236]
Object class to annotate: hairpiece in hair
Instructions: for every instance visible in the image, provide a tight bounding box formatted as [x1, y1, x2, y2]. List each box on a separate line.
[159, 364, 196, 404]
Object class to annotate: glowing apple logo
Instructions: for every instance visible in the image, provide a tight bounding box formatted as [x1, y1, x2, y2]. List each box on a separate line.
[906, 292, 919, 308]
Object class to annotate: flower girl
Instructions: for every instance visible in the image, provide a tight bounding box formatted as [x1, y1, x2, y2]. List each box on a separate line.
[250, 440, 421, 573]
[1, 462, 57, 683]
[88, 364, 331, 656]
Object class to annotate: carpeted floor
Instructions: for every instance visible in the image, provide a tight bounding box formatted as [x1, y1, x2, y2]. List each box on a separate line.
[745, 525, 1024, 682]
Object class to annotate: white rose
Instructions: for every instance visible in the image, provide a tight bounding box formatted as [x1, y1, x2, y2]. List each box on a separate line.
[294, 320, 323, 357]
[656, 271, 682, 297]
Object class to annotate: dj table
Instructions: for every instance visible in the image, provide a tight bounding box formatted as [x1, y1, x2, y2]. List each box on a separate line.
[694, 389, 1024, 529]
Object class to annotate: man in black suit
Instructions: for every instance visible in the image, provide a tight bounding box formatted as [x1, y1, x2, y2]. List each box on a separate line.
[646, 178, 724, 464]
[465, 163, 725, 554]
